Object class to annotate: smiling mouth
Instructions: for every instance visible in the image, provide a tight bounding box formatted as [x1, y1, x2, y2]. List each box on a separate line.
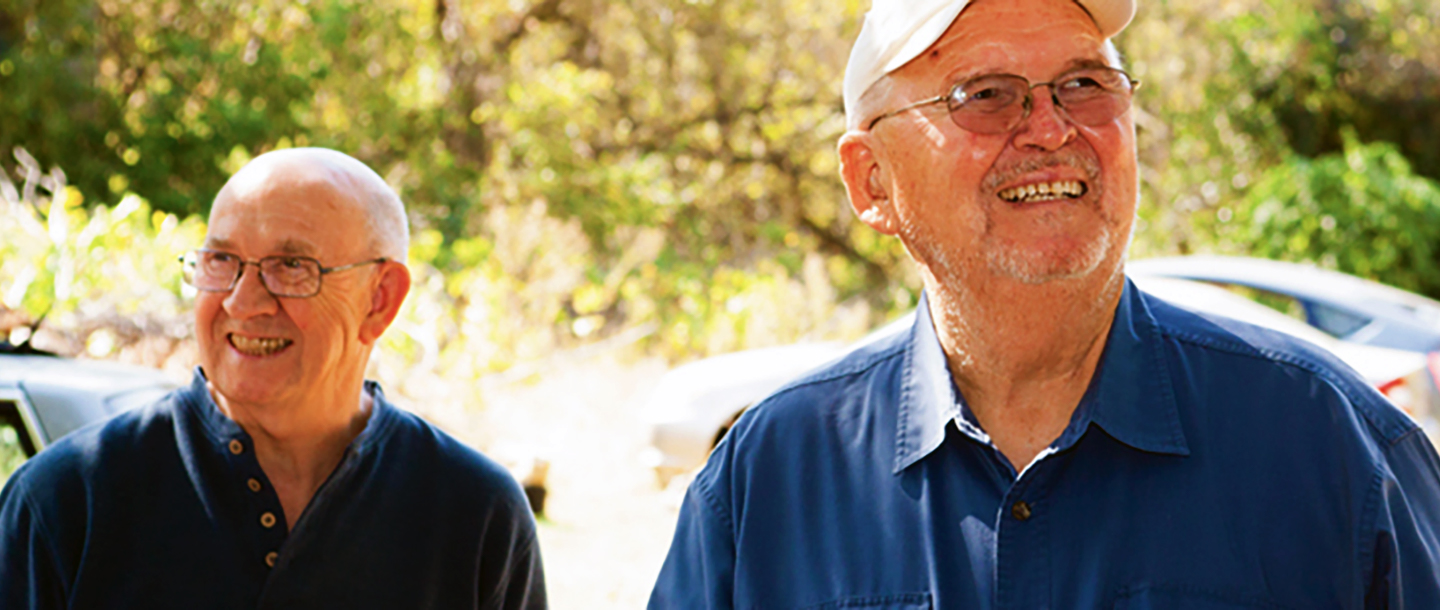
[228, 334, 293, 357]
[998, 180, 1088, 204]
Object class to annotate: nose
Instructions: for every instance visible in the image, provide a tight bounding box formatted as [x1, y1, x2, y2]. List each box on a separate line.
[222, 263, 279, 318]
[1010, 86, 1078, 152]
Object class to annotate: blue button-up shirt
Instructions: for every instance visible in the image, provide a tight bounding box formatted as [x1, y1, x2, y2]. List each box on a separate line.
[650, 280, 1440, 609]
[0, 370, 546, 609]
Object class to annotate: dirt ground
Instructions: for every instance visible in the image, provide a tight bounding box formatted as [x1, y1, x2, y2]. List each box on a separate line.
[407, 352, 685, 609]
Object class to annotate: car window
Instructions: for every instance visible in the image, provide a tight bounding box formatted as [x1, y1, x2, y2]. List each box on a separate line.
[1308, 302, 1374, 339]
[1210, 283, 1308, 322]
[0, 400, 38, 487]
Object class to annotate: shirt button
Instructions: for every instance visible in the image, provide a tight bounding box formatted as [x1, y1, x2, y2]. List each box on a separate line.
[228, 439, 244, 455]
[260, 512, 277, 529]
[247, 478, 262, 493]
[1012, 501, 1033, 521]
[265, 551, 278, 568]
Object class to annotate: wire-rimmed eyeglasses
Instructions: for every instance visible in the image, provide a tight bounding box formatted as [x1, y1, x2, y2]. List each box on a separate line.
[866, 66, 1140, 134]
[179, 249, 387, 298]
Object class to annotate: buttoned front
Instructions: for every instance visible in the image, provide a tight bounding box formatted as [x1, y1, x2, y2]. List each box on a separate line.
[650, 280, 1440, 609]
[0, 370, 547, 610]
[1010, 501, 1031, 521]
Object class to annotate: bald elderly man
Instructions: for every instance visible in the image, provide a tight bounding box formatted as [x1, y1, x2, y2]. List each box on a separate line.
[0, 149, 546, 609]
[650, 0, 1440, 607]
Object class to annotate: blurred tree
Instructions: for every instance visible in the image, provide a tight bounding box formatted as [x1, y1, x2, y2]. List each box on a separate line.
[1123, 0, 1440, 256]
[0, 0, 313, 216]
[2, 0, 1437, 359]
[1224, 131, 1440, 298]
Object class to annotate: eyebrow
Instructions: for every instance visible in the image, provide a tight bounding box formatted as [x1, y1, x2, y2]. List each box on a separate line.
[203, 238, 317, 256]
[1060, 57, 1113, 72]
[943, 56, 1116, 86]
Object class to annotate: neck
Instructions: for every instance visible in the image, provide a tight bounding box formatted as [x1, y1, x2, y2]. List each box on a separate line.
[927, 266, 1125, 470]
[210, 380, 373, 530]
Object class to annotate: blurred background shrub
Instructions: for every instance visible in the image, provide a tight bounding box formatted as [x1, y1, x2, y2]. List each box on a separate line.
[1, 0, 1437, 367]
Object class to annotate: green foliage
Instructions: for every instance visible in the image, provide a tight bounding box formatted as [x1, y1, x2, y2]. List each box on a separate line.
[1122, 0, 1440, 256]
[1, 0, 906, 357]
[1218, 132, 1440, 298]
[0, 425, 26, 488]
[1, 0, 1437, 360]
[0, 151, 203, 355]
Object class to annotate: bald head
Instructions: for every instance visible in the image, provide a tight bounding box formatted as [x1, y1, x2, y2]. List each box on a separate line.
[215, 148, 409, 262]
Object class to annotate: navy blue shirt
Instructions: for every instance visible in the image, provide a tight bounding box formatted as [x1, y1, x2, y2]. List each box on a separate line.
[650, 280, 1440, 609]
[0, 370, 546, 609]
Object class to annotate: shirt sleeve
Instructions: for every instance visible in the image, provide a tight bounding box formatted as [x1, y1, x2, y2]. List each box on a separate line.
[1366, 429, 1440, 608]
[648, 453, 738, 610]
[0, 470, 68, 610]
[477, 494, 548, 610]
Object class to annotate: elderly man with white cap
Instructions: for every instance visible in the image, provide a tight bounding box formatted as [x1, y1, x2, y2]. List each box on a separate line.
[649, 0, 1440, 607]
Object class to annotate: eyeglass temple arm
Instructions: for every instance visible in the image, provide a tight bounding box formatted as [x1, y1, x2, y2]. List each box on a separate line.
[865, 94, 951, 131]
[319, 258, 390, 275]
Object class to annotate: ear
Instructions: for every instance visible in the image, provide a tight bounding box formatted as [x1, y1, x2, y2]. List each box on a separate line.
[359, 262, 412, 345]
[838, 131, 899, 236]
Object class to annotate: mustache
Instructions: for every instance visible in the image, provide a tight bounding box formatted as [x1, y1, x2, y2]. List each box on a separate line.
[981, 150, 1101, 193]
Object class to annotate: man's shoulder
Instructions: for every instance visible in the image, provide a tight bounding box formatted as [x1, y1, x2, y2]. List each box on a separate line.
[747, 327, 909, 424]
[1, 389, 185, 519]
[705, 328, 910, 475]
[1140, 290, 1419, 446]
[374, 405, 531, 512]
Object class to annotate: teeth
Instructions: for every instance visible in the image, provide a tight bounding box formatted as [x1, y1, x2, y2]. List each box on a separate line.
[999, 180, 1087, 203]
[229, 334, 292, 356]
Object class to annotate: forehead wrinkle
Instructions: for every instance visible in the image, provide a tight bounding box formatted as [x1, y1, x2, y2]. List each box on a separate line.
[930, 36, 1109, 82]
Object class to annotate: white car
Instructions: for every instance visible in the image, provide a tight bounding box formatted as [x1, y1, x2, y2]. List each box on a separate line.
[642, 276, 1435, 486]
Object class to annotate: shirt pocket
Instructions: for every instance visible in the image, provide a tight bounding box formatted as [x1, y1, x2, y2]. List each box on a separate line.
[796, 592, 933, 610]
[1114, 584, 1292, 609]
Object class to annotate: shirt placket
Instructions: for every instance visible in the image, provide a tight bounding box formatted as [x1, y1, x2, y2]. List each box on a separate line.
[225, 435, 289, 572]
[994, 456, 1054, 610]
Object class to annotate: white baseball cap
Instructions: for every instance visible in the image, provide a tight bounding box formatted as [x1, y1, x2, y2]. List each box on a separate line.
[843, 0, 1136, 128]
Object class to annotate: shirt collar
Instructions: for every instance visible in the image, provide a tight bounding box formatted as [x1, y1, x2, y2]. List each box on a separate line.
[180, 367, 397, 458]
[893, 278, 1189, 474]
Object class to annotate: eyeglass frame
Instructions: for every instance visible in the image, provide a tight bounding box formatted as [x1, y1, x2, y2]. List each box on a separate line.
[864, 65, 1140, 133]
[179, 248, 389, 298]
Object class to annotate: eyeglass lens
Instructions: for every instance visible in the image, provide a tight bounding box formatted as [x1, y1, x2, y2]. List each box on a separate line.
[948, 68, 1134, 134]
[183, 250, 322, 297]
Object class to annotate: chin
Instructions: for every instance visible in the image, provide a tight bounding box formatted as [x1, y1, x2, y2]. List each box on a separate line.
[210, 374, 280, 405]
[202, 359, 295, 407]
[985, 226, 1116, 285]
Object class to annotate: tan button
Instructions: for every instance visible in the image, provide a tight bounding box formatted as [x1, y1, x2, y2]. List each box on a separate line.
[228, 439, 244, 455]
[1012, 501, 1033, 521]
[247, 478, 262, 493]
[265, 551, 278, 568]
[260, 512, 277, 529]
